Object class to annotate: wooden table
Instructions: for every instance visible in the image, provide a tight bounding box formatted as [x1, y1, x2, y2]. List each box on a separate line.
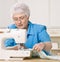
[0, 58, 60, 62]
[51, 49, 60, 55]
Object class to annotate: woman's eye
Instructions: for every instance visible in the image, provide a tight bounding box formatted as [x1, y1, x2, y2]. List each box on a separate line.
[14, 17, 18, 21]
[19, 17, 24, 20]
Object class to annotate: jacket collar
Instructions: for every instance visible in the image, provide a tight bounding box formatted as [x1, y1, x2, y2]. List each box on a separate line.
[27, 21, 34, 35]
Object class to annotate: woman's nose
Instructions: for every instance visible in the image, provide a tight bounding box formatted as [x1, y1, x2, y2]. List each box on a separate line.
[18, 20, 21, 24]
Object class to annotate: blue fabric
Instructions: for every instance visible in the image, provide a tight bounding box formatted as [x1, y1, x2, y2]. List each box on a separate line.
[5, 21, 51, 55]
[4, 38, 17, 47]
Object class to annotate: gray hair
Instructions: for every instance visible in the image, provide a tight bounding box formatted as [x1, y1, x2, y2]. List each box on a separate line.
[10, 3, 30, 17]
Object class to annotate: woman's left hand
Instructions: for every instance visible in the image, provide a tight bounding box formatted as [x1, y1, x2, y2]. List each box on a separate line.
[33, 43, 45, 52]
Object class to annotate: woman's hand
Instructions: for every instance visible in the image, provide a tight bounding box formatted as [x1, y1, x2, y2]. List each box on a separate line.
[33, 43, 45, 52]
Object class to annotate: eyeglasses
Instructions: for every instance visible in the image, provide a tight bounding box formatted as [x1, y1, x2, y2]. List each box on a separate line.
[13, 15, 27, 21]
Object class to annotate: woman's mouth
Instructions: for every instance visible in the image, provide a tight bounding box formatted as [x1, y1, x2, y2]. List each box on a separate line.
[18, 24, 23, 26]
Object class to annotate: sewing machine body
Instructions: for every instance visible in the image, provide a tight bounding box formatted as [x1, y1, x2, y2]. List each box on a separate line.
[0, 29, 32, 59]
[1, 29, 59, 60]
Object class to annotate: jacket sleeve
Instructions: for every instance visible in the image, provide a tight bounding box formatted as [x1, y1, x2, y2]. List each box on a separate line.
[37, 26, 51, 42]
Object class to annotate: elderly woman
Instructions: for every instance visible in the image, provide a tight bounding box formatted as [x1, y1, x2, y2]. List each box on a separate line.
[5, 3, 52, 55]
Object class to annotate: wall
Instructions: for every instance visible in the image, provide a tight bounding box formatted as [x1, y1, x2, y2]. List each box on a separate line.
[50, 0, 60, 27]
[0, 0, 17, 28]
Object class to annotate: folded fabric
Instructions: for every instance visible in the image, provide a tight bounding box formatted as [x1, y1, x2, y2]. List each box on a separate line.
[4, 38, 17, 47]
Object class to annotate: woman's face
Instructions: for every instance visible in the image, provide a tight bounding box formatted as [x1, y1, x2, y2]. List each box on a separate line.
[12, 13, 29, 29]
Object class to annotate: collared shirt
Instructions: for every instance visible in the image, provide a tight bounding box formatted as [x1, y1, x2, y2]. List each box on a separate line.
[5, 21, 51, 55]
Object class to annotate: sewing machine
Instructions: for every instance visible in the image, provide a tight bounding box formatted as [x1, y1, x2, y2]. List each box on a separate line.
[0, 29, 32, 60]
[0, 29, 60, 60]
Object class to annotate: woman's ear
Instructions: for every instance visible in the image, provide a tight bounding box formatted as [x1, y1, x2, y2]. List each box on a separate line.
[27, 16, 29, 20]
